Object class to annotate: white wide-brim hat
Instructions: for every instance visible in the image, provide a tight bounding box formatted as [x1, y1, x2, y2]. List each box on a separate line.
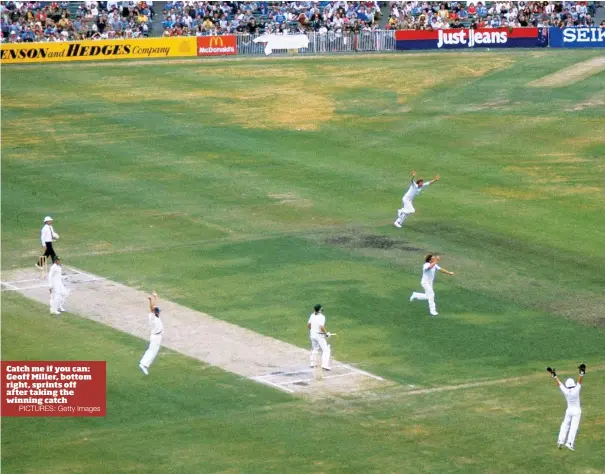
[565, 378, 576, 388]
[44, 216, 53, 222]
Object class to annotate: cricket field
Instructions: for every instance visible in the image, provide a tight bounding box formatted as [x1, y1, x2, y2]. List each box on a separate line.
[2, 50, 604, 473]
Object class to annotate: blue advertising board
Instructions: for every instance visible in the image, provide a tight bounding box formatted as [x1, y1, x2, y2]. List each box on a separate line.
[549, 27, 605, 48]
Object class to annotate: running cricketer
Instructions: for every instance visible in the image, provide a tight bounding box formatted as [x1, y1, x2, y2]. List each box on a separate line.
[410, 254, 454, 316]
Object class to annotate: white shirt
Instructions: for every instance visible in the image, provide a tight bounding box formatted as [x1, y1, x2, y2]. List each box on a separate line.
[41, 224, 57, 245]
[403, 181, 430, 201]
[148, 312, 164, 335]
[421, 262, 440, 285]
[48, 263, 63, 288]
[308, 312, 326, 337]
[560, 383, 581, 413]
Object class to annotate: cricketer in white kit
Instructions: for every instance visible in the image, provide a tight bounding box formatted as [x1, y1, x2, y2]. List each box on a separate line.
[548, 364, 586, 451]
[409, 254, 454, 316]
[139, 291, 164, 375]
[394, 170, 439, 228]
[47, 256, 69, 315]
[307, 304, 332, 371]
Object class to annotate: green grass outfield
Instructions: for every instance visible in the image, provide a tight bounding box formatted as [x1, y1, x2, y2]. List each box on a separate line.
[2, 50, 605, 472]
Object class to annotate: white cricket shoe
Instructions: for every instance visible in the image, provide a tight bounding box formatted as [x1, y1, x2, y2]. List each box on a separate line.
[409, 294, 416, 302]
[393, 221, 402, 228]
[565, 443, 574, 452]
[50, 311, 61, 315]
[430, 311, 439, 316]
[139, 364, 149, 375]
[59, 308, 66, 312]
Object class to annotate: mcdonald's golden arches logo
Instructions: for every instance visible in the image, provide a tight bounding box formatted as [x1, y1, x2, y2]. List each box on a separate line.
[197, 35, 237, 56]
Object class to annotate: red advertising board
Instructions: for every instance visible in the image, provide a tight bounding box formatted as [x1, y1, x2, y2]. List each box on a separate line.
[2, 361, 106, 417]
[197, 35, 237, 56]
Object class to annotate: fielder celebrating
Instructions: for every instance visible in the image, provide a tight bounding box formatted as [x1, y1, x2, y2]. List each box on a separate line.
[307, 304, 332, 371]
[139, 291, 163, 375]
[547, 364, 586, 451]
[394, 170, 439, 228]
[48, 256, 69, 315]
[37, 216, 60, 268]
[410, 254, 454, 316]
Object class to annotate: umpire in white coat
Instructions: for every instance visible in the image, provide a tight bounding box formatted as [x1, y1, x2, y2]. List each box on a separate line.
[307, 304, 332, 371]
[48, 256, 69, 315]
[38, 216, 59, 267]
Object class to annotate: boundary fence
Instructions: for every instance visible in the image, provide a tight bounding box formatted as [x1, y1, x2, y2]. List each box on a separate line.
[1, 28, 604, 64]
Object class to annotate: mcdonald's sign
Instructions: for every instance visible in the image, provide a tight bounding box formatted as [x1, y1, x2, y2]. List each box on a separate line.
[197, 35, 237, 56]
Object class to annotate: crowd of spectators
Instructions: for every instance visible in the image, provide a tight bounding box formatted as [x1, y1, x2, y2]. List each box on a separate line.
[1, 1, 155, 43]
[2, 1, 603, 43]
[160, 1, 382, 37]
[387, 2, 601, 30]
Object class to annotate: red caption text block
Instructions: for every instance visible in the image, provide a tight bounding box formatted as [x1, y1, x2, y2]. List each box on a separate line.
[1, 361, 106, 417]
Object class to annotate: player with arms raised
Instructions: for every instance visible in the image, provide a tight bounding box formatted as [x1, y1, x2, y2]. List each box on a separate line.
[394, 170, 440, 228]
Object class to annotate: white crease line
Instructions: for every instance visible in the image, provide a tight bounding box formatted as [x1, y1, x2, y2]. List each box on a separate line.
[65, 266, 104, 281]
[338, 363, 385, 381]
[254, 378, 295, 393]
[1, 278, 105, 292]
[2, 278, 41, 283]
[277, 372, 359, 385]
[2, 284, 48, 291]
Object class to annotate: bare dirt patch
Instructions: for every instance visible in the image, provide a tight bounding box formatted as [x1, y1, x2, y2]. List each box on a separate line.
[567, 92, 605, 111]
[528, 57, 605, 87]
[1, 267, 390, 398]
[268, 192, 314, 208]
[326, 232, 421, 251]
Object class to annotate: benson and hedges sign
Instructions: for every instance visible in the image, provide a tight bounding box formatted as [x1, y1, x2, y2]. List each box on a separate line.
[395, 28, 548, 50]
[0, 37, 197, 64]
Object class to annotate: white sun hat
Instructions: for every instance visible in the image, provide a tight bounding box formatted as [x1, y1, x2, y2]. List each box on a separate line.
[565, 378, 576, 388]
[44, 216, 53, 222]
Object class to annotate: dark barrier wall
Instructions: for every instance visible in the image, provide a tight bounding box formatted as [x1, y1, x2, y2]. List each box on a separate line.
[549, 27, 605, 48]
[395, 28, 548, 50]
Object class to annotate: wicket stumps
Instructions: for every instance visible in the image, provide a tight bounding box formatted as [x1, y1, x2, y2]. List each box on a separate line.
[38, 256, 48, 279]
[314, 352, 323, 381]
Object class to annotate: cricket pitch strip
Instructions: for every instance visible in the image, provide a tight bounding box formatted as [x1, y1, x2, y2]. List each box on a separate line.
[1, 267, 392, 397]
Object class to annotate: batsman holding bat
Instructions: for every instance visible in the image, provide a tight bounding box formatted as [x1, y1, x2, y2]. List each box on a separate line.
[547, 363, 586, 451]
[307, 304, 332, 372]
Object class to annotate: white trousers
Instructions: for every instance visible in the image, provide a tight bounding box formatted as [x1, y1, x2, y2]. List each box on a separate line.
[395, 198, 415, 226]
[401, 198, 416, 215]
[558, 409, 581, 447]
[309, 334, 331, 369]
[50, 284, 69, 313]
[412, 281, 437, 314]
[140, 334, 163, 368]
